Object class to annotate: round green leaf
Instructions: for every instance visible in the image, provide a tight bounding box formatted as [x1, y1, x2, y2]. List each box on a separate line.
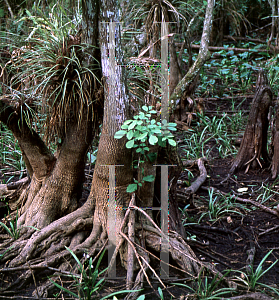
[127, 184, 138, 193]
[168, 139, 176, 146]
[114, 130, 127, 139]
[128, 121, 137, 130]
[127, 130, 134, 140]
[138, 132, 148, 140]
[142, 175, 155, 182]
[149, 135, 158, 145]
[124, 120, 132, 125]
[126, 140, 134, 148]
[151, 129, 161, 134]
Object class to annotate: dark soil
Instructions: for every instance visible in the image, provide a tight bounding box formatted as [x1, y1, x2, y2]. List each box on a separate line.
[184, 161, 279, 284]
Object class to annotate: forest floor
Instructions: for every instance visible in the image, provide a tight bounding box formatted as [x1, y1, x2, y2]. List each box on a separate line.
[1, 97, 279, 299]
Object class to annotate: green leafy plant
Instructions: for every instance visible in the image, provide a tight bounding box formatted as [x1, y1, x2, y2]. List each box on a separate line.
[198, 189, 243, 222]
[51, 247, 106, 299]
[173, 269, 235, 299]
[255, 183, 279, 205]
[0, 210, 39, 240]
[0, 245, 13, 260]
[0, 124, 25, 175]
[180, 204, 197, 226]
[181, 126, 213, 160]
[197, 42, 261, 98]
[112, 295, 145, 300]
[181, 112, 240, 160]
[111, 286, 173, 300]
[114, 105, 177, 192]
[1, 3, 99, 144]
[234, 250, 279, 295]
[0, 210, 22, 240]
[182, 169, 194, 187]
[50, 247, 140, 300]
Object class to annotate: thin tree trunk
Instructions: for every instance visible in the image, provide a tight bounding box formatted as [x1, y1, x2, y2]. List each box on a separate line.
[170, 0, 214, 120]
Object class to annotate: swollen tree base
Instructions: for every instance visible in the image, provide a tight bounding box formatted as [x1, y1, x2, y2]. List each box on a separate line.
[222, 70, 272, 183]
[0, 188, 202, 298]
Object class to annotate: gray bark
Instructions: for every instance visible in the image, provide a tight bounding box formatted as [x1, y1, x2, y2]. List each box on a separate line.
[170, 0, 215, 113]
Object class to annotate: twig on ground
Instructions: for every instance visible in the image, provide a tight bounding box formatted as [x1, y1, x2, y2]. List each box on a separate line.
[3, 170, 27, 176]
[259, 225, 279, 237]
[210, 248, 243, 265]
[27, 260, 41, 300]
[220, 292, 274, 300]
[183, 157, 207, 195]
[190, 44, 272, 55]
[7, 177, 29, 190]
[197, 248, 234, 269]
[127, 193, 136, 289]
[188, 224, 239, 236]
[223, 35, 267, 44]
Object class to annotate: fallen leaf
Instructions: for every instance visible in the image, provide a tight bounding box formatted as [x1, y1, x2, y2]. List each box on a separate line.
[227, 216, 233, 224]
[237, 187, 248, 193]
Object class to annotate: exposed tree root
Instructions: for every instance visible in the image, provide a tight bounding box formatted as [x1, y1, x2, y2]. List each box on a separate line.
[5, 203, 92, 266]
[0, 183, 242, 299]
[0, 177, 29, 210]
[182, 157, 207, 195]
[0, 164, 220, 299]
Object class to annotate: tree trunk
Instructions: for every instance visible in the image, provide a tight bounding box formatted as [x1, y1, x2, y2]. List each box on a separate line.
[0, 100, 94, 229]
[228, 69, 272, 176]
[81, 0, 133, 256]
[171, 0, 214, 123]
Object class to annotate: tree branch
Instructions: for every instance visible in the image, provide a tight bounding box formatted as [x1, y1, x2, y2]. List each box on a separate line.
[3, 0, 14, 19]
[0, 100, 55, 179]
[170, 0, 214, 112]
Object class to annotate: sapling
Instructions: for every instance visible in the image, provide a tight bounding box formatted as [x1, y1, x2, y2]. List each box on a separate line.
[114, 105, 177, 192]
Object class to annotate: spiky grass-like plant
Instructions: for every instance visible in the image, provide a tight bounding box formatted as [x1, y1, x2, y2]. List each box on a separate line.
[1, 3, 102, 143]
